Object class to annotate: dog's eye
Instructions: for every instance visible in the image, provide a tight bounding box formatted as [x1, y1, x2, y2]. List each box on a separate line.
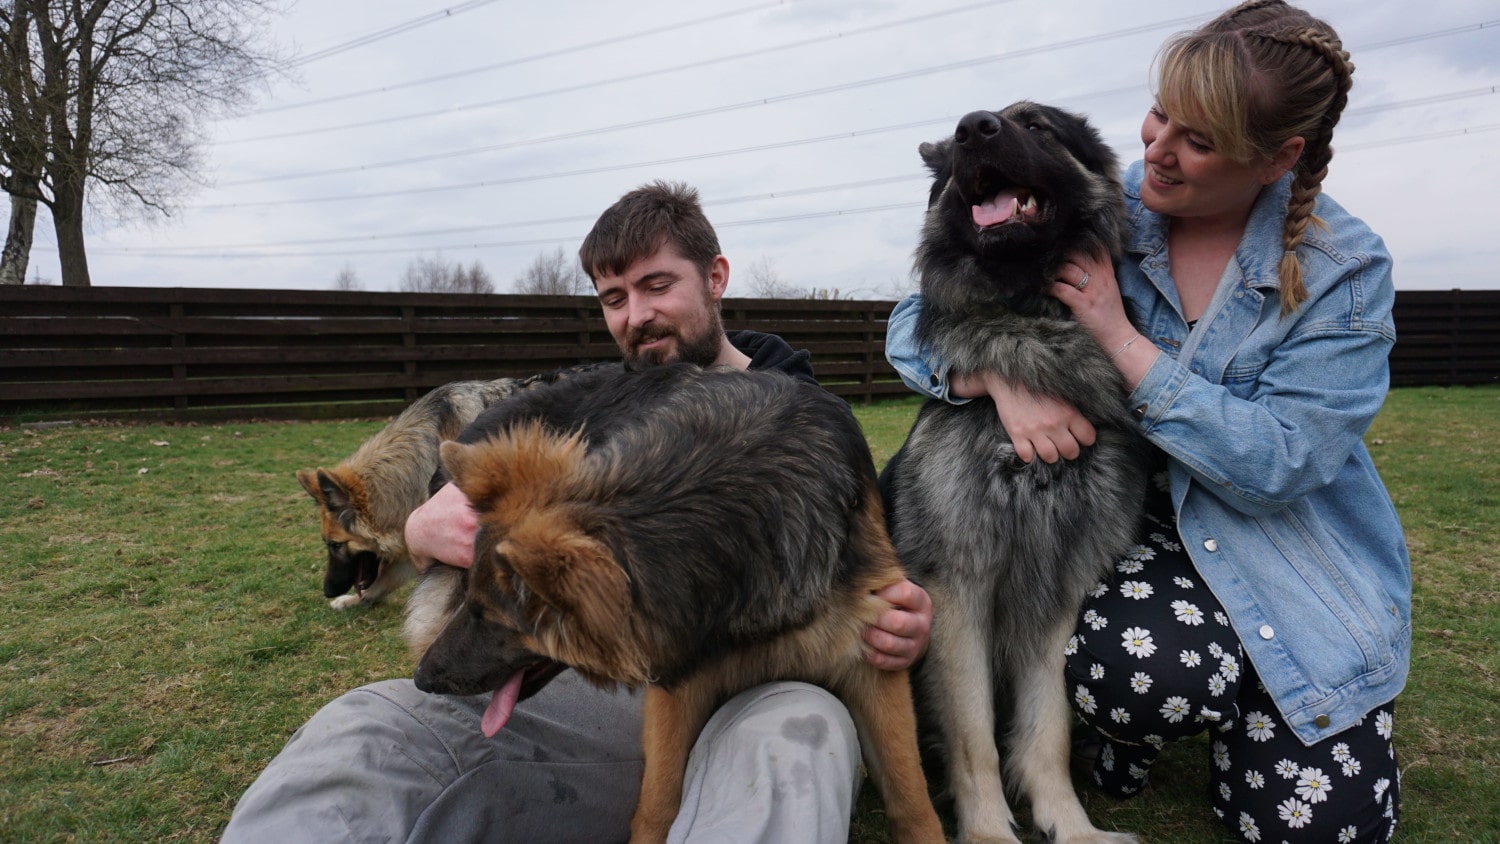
[326, 540, 345, 552]
[1026, 122, 1047, 132]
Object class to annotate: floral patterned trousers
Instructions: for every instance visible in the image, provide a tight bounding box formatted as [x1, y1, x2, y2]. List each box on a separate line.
[1063, 475, 1400, 843]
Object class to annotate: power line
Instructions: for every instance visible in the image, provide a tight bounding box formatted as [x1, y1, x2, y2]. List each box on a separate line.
[287, 0, 510, 68]
[99, 175, 929, 252]
[1358, 19, 1499, 52]
[88, 201, 928, 260]
[87, 118, 1500, 262]
[220, 10, 1200, 147]
[256, 1, 795, 114]
[215, 16, 1494, 189]
[192, 82, 1496, 210]
[196, 116, 960, 208]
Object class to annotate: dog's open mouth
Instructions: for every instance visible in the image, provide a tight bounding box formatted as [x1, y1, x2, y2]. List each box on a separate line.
[354, 553, 380, 595]
[481, 659, 568, 737]
[971, 187, 1045, 230]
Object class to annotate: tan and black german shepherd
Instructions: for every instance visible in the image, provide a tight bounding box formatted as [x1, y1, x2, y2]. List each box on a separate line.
[297, 368, 611, 610]
[404, 363, 944, 844]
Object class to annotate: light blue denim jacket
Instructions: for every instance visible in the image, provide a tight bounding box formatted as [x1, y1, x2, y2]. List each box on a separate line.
[886, 160, 1411, 745]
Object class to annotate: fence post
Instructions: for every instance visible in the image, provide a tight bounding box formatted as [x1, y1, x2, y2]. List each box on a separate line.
[169, 301, 188, 413]
[402, 304, 418, 403]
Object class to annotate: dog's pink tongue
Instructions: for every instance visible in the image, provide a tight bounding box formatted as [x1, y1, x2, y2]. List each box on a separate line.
[481, 672, 526, 738]
[972, 192, 1020, 227]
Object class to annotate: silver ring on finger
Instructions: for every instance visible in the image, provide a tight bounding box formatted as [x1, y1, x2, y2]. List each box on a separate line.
[1075, 272, 1090, 291]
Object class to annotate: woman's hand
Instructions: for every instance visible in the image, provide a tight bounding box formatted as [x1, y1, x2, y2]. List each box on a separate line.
[1049, 251, 1135, 350]
[1050, 251, 1159, 390]
[950, 370, 1096, 463]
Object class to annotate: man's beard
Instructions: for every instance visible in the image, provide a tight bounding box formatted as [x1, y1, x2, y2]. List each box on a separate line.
[622, 310, 724, 370]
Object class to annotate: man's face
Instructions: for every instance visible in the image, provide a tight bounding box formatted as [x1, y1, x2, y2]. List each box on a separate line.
[593, 246, 728, 369]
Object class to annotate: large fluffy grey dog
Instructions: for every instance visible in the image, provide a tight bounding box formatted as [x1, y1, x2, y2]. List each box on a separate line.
[880, 102, 1149, 843]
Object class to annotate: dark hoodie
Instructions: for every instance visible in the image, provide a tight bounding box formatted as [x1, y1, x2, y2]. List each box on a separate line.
[727, 330, 817, 386]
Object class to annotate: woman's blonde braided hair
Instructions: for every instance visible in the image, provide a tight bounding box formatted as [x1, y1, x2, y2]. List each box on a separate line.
[1157, 0, 1354, 316]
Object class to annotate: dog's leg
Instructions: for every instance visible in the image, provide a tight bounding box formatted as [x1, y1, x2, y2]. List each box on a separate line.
[927, 587, 1021, 844]
[1008, 614, 1137, 844]
[630, 682, 717, 844]
[839, 663, 946, 844]
[360, 558, 416, 606]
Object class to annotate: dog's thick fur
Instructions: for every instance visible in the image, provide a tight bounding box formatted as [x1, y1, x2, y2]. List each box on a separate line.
[880, 103, 1149, 843]
[404, 364, 943, 844]
[298, 369, 607, 610]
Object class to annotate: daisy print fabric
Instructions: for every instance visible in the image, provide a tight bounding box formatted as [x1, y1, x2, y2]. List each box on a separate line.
[1063, 464, 1399, 842]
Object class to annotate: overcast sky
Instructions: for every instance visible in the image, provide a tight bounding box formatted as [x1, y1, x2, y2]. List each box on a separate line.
[27, 0, 1500, 295]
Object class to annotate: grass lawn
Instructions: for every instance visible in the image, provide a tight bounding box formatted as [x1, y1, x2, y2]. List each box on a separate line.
[1, 385, 1495, 842]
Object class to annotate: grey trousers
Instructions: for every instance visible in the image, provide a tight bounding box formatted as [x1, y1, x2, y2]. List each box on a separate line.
[221, 673, 862, 843]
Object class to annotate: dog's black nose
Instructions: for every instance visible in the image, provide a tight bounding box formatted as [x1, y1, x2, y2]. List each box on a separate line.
[955, 111, 1003, 147]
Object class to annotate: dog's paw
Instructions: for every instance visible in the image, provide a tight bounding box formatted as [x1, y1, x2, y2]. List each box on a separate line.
[958, 833, 1023, 844]
[329, 593, 361, 610]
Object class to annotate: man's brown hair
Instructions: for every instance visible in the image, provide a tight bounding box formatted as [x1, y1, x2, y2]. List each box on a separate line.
[578, 181, 721, 282]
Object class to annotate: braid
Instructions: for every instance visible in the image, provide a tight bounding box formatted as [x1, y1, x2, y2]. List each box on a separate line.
[1210, 0, 1292, 29]
[1158, 2, 1358, 317]
[1258, 26, 1354, 315]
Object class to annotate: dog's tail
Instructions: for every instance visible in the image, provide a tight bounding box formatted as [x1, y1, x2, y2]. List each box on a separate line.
[404, 565, 467, 659]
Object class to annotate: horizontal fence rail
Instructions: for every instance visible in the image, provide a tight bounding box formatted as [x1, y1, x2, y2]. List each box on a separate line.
[0, 286, 1495, 423]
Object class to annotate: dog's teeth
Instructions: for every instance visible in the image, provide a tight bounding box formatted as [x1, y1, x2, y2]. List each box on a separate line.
[1023, 194, 1037, 212]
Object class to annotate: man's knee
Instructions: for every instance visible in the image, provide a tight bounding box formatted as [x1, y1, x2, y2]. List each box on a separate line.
[707, 682, 859, 762]
[669, 683, 862, 843]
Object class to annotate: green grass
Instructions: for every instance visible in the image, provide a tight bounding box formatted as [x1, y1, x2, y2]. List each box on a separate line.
[2, 387, 1496, 842]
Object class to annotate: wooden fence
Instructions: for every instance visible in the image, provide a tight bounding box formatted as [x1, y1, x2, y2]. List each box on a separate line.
[1, 286, 1495, 424]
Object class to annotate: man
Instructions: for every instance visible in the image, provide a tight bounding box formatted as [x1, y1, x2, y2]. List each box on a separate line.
[222, 181, 932, 843]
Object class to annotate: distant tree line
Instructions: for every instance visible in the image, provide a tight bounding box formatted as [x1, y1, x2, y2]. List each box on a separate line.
[333, 249, 911, 299]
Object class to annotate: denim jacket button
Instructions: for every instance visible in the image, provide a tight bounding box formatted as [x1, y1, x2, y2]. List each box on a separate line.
[928, 373, 940, 387]
[1204, 538, 1219, 552]
[1315, 714, 1332, 729]
[1259, 625, 1275, 640]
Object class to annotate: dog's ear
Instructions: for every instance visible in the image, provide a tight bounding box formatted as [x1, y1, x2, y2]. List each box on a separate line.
[919, 138, 954, 207]
[441, 426, 586, 513]
[1050, 107, 1120, 190]
[296, 468, 323, 502]
[502, 514, 630, 644]
[304, 469, 361, 530]
[313, 469, 354, 513]
[440, 439, 508, 511]
[919, 137, 953, 177]
[439, 440, 479, 493]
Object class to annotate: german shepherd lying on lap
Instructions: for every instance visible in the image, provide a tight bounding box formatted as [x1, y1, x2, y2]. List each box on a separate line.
[404, 363, 943, 844]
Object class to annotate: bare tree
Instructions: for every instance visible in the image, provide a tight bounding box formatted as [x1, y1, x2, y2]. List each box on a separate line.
[0, 0, 284, 286]
[332, 263, 362, 291]
[0, 1, 44, 285]
[454, 260, 495, 294]
[740, 254, 804, 299]
[398, 254, 495, 294]
[513, 246, 588, 295]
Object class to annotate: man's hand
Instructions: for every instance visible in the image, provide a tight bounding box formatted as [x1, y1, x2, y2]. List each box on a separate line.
[405, 481, 479, 572]
[863, 578, 932, 671]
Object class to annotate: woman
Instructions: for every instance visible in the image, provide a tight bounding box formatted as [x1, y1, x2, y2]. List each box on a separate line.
[886, 2, 1409, 841]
